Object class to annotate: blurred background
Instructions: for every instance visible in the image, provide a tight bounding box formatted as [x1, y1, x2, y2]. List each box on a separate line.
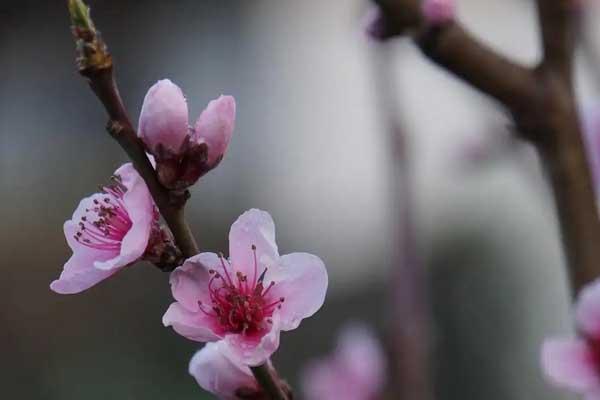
[2, 0, 600, 399]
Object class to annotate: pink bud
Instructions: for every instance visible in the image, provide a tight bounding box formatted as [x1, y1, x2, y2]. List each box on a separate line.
[193, 95, 236, 168]
[189, 342, 261, 399]
[422, 0, 455, 25]
[541, 278, 600, 397]
[137, 80, 237, 189]
[138, 79, 189, 156]
[363, 5, 388, 41]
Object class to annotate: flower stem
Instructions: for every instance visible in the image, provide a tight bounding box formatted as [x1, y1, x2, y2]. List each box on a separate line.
[250, 363, 289, 400]
[67, 3, 290, 399]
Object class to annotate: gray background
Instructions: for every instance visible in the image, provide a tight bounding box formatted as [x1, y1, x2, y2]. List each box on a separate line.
[2, 0, 598, 399]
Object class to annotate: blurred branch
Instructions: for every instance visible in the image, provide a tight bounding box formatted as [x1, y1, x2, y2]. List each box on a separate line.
[370, 47, 433, 400]
[373, 0, 600, 294]
[67, 1, 289, 398]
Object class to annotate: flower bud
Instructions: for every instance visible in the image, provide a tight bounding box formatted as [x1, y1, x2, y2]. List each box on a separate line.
[138, 79, 189, 157]
[193, 95, 236, 168]
[137, 79, 236, 190]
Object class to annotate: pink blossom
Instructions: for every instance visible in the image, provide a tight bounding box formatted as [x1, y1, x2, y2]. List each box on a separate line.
[363, 5, 388, 41]
[163, 209, 328, 365]
[50, 163, 158, 294]
[138, 79, 236, 189]
[189, 342, 261, 400]
[422, 0, 455, 25]
[541, 279, 600, 398]
[301, 323, 386, 400]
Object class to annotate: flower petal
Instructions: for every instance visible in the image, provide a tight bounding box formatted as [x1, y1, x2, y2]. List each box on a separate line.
[301, 359, 340, 400]
[193, 95, 236, 166]
[336, 324, 385, 393]
[162, 303, 222, 342]
[95, 163, 154, 270]
[224, 315, 282, 366]
[541, 338, 600, 393]
[268, 252, 328, 331]
[170, 253, 221, 312]
[577, 278, 600, 338]
[138, 79, 189, 154]
[65, 194, 109, 252]
[228, 209, 279, 278]
[50, 247, 119, 294]
[189, 342, 257, 400]
[587, 390, 600, 400]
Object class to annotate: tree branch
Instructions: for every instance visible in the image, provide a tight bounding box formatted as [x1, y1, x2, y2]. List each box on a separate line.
[68, 1, 199, 260]
[67, 2, 292, 398]
[373, 0, 600, 296]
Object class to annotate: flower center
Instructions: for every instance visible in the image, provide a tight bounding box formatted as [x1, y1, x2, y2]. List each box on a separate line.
[198, 245, 284, 336]
[73, 176, 132, 251]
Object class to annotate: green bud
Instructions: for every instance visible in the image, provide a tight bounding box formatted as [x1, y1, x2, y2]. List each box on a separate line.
[68, 0, 95, 33]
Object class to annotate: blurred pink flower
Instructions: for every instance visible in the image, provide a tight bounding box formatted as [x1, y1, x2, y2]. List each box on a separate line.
[189, 342, 261, 400]
[363, 5, 388, 41]
[301, 323, 386, 400]
[50, 163, 158, 294]
[422, 0, 455, 25]
[163, 209, 328, 366]
[138, 79, 236, 189]
[542, 279, 600, 398]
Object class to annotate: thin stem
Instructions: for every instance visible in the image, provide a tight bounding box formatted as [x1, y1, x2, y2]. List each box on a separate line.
[250, 364, 289, 400]
[67, 3, 290, 399]
[371, 46, 432, 400]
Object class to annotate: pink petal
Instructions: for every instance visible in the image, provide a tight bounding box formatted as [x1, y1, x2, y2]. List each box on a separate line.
[189, 342, 257, 400]
[336, 324, 386, 393]
[162, 303, 222, 342]
[587, 391, 600, 400]
[66, 194, 110, 252]
[169, 253, 221, 312]
[301, 359, 341, 400]
[95, 164, 154, 271]
[363, 5, 387, 41]
[577, 278, 600, 338]
[228, 209, 279, 279]
[301, 324, 385, 400]
[193, 95, 236, 166]
[422, 0, 455, 25]
[541, 338, 600, 392]
[224, 315, 282, 366]
[268, 253, 328, 331]
[138, 79, 189, 154]
[50, 242, 118, 294]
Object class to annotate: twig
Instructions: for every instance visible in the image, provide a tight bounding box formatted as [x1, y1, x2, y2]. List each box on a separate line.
[374, 0, 600, 293]
[250, 364, 290, 400]
[67, 1, 290, 398]
[370, 47, 433, 400]
[68, 0, 198, 260]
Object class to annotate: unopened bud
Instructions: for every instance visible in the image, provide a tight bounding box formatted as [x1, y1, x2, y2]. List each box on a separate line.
[422, 0, 455, 26]
[138, 80, 236, 190]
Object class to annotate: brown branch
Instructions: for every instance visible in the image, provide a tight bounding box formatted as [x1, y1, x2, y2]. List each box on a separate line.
[67, 1, 290, 398]
[373, 0, 600, 296]
[250, 364, 290, 400]
[68, 2, 199, 260]
[370, 47, 433, 400]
